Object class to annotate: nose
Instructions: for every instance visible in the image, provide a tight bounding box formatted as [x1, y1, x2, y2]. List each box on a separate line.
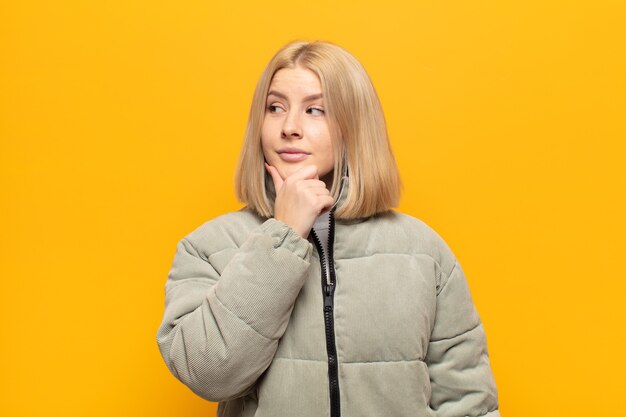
[281, 110, 303, 139]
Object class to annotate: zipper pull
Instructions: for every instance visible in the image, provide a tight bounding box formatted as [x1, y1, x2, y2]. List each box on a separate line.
[324, 282, 334, 308]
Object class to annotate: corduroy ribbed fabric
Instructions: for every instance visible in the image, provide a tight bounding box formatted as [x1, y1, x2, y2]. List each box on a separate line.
[156, 185, 500, 417]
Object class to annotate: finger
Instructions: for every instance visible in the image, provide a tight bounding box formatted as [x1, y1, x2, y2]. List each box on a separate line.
[265, 162, 284, 193]
[305, 183, 331, 194]
[266, 164, 284, 192]
[301, 179, 328, 188]
[318, 195, 335, 210]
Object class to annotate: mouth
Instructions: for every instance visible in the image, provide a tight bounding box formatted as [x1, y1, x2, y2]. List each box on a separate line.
[277, 147, 310, 162]
[277, 152, 309, 162]
[278, 147, 310, 154]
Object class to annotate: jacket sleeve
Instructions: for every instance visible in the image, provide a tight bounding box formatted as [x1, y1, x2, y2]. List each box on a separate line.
[156, 218, 313, 402]
[425, 257, 500, 417]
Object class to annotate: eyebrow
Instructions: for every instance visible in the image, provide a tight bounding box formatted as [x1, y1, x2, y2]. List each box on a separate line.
[267, 90, 323, 102]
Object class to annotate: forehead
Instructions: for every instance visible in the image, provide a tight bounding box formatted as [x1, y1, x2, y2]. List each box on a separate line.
[269, 66, 322, 95]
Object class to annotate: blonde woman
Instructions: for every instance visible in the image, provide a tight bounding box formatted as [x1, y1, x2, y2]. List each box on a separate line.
[157, 40, 500, 417]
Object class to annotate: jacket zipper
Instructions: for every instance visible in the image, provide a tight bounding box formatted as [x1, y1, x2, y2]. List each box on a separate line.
[310, 208, 340, 417]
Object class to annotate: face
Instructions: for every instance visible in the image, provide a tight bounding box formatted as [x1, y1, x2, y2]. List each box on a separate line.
[261, 65, 334, 188]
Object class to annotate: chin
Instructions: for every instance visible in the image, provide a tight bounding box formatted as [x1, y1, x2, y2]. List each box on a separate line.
[273, 161, 328, 181]
[278, 165, 301, 180]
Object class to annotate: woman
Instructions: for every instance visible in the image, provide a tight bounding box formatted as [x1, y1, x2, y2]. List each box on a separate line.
[156, 40, 500, 417]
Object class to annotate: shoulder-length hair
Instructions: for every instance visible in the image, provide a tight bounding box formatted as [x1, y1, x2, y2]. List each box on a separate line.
[234, 40, 402, 220]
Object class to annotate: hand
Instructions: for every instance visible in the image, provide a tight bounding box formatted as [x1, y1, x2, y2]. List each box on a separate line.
[265, 162, 335, 239]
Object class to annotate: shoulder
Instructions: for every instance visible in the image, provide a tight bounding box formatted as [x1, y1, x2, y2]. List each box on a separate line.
[181, 207, 266, 256]
[342, 210, 457, 277]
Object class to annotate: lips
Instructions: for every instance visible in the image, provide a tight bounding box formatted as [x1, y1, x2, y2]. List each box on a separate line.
[278, 147, 310, 162]
[278, 152, 309, 162]
[278, 147, 310, 154]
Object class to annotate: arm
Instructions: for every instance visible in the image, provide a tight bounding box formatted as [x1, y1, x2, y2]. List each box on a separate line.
[425, 258, 500, 417]
[156, 218, 312, 402]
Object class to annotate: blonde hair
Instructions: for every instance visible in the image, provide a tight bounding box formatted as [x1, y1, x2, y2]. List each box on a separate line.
[234, 40, 402, 220]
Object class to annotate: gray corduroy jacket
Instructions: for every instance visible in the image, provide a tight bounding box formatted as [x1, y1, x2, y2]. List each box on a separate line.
[156, 183, 500, 417]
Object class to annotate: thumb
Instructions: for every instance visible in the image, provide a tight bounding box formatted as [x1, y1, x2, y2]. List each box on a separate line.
[264, 162, 284, 193]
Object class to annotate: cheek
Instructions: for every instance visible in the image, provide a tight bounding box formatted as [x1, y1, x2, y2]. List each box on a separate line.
[319, 129, 334, 160]
[260, 124, 273, 158]
[318, 136, 335, 172]
[308, 125, 332, 146]
[261, 115, 280, 136]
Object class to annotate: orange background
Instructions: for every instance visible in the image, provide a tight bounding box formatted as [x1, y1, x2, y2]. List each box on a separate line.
[1, 1, 625, 416]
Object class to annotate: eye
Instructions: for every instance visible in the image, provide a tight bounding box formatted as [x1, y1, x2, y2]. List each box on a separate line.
[267, 104, 284, 113]
[307, 107, 325, 116]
